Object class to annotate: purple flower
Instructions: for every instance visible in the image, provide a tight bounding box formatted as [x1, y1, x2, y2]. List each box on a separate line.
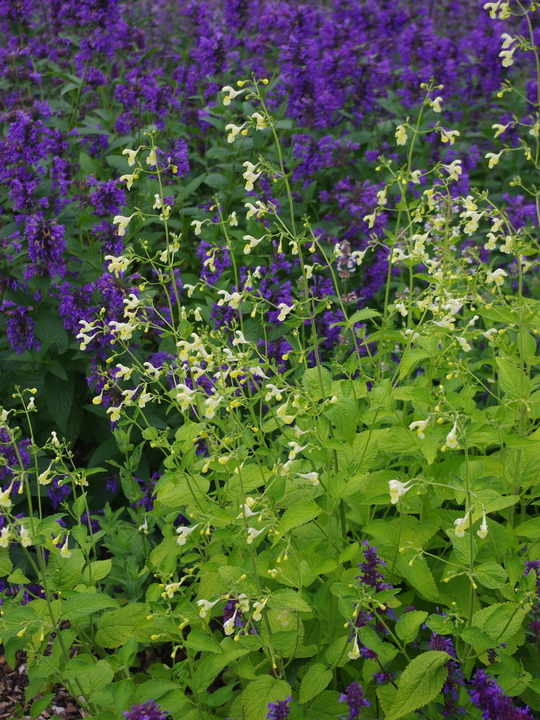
[0, 300, 41, 354]
[123, 700, 168, 720]
[24, 214, 66, 279]
[357, 540, 393, 592]
[469, 669, 534, 720]
[339, 682, 370, 720]
[266, 697, 291, 720]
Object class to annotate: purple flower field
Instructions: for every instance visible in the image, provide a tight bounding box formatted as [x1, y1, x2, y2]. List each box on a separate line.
[1, 1, 540, 719]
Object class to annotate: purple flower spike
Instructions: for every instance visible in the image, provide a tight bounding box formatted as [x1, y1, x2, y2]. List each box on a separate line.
[469, 670, 533, 720]
[123, 700, 168, 720]
[267, 696, 292, 720]
[339, 682, 370, 720]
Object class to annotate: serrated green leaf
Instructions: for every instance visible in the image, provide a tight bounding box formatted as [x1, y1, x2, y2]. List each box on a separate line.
[395, 611, 428, 644]
[396, 554, 439, 601]
[280, 499, 321, 532]
[515, 517, 540, 539]
[194, 645, 249, 692]
[204, 172, 228, 189]
[82, 559, 112, 585]
[472, 602, 528, 644]
[475, 562, 507, 589]
[269, 589, 311, 613]
[184, 629, 221, 653]
[398, 349, 431, 381]
[299, 663, 332, 704]
[61, 593, 117, 621]
[324, 397, 358, 445]
[239, 675, 292, 720]
[95, 603, 148, 648]
[302, 367, 332, 400]
[496, 357, 530, 399]
[385, 651, 449, 720]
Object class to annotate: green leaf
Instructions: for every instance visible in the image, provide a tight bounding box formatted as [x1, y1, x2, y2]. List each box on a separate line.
[302, 367, 332, 400]
[280, 499, 321, 532]
[496, 358, 530, 399]
[395, 611, 428, 644]
[46, 374, 74, 430]
[460, 627, 496, 651]
[95, 603, 148, 648]
[239, 675, 292, 720]
[357, 627, 396, 665]
[268, 589, 311, 613]
[194, 644, 249, 692]
[305, 691, 344, 720]
[338, 542, 359, 564]
[61, 593, 117, 621]
[396, 554, 439, 601]
[184, 629, 221, 653]
[324, 397, 358, 445]
[385, 651, 449, 720]
[472, 602, 528, 644]
[30, 694, 55, 719]
[8, 568, 31, 585]
[0, 551, 13, 577]
[299, 663, 332, 704]
[475, 562, 508, 589]
[398, 349, 431, 381]
[82, 559, 112, 585]
[72, 492, 87, 518]
[515, 517, 540, 539]
[347, 308, 381, 324]
[34, 313, 69, 355]
[203, 173, 229, 189]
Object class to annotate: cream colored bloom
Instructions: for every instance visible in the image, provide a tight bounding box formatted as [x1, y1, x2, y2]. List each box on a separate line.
[176, 524, 199, 545]
[217, 290, 242, 309]
[221, 85, 246, 105]
[119, 172, 139, 190]
[38, 462, 54, 486]
[296, 472, 320, 486]
[60, 539, 71, 558]
[225, 123, 247, 143]
[112, 215, 135, 237]
[445, 421, 459, 449]
[388, 479, 413, 504]
[107, 406, 122, 422]
[486, 268, 507, 286]
[395, 125, 408, 145]
[277, 303, 293, 322]
[122, 148, 140, 166]
[348, 635, 361, 660]
[409, 419, 429, 439]
[146, 148, 157, 166]
[19, 526, 32, 548]
[0, 527, 10, 548]
[251, 112, 267, 130]
[197, 598, 220, 619]
[485, 151, 503, 168]
[443, 160, 462, 181]
[105, 254, 130, 277]
[247, 526, 267, 544]
[252, 598, 268, 622]
[0, 484, 13, 508]
[457, 337, 471, 352]
[439, 128, 460, 145]
[477, 512, 489, 539]
[431, 96, 443, 113]
[454, 516, 468, 537]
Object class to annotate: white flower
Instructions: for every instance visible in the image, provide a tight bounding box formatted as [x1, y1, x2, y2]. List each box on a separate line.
[484, 232, 498, 251]
[477, 512, 489, 539]
[138, 518, 148, 534]
[50, 431, 60, 446]
[433, 315, 455, 330]
[109, 320, 136, 341]
[445, 421, 459, 449]
[0, 484, 13, 508]
[296, 472, 320, 486]
[277, 303, 293, 322]
[388, 479, 413, 504]
[252, 598, 268, 621]
[499, 236, 514, 254]
[251, 112, 267, 130]
[492, 122, 510, 138]
[409, 419, 429, 439]
[265, 384, 283, 402]
[443, 160, 462, 182]
[244, 200, 268, 219]
[122, 148, 140, 166]
[485, 151, 503, 169]
[276, 403, 295, 424]
[38, 462, 54, 486]
[243, 234, 264, 254]
[431, 96, 443, 112]
[105, 255, 130, 277]
[146, 148, 157, 166]
[107, 406, 122, 422]
[176, 524, 199, 545]
[395, 125, 408, 145]
[221, 85, 245, 105]
[395, 301, 408, 317]
[19, 526, 32, 548]
[0, 527, 10, 548]
[217, 290, 243, 309]
[197, 598, 220, 619]
[223, 610, 238, 636]
[225, 122, 247, 143]
[204, 393, 223, 419]
[348, 635, 361, 660]
[247, 526, 267, 544]
[232, 330, 249, 346]
[486, 268, 507, 287]
[410, 169, 422, 184]
[60, 539, 71, 558]
[439, 128, 460, 145]
[112, 215, 135, 237]
[164, 581, 183, 598]
[123, 293, 141, 319]
[116, 363, 134, 381]
[482, 328, 498, 341]
[229, 211, 238, 226]
[191, 220, 204, 235]
[119, 172, 139, 190]
[243, 161, 261, 191]
[137, 392, 152, 408]
[457, 336, 471, 352]
[454, 514, 470, 537]
[288, 441, 307, 460]
[237, 503, 258, 519]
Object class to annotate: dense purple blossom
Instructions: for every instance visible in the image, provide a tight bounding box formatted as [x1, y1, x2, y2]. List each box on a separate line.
[339, 682, 370, 720]
[429, 634, 466, 717]
[87, 177, 126, 217]
[266, 697, 291, 720]
[469, 670, 534, 720]
[357, 540, 392, 592]
[123, 700, 168, 720]
[24, 214, 66, 278]
[0, 300, 41, 354]
[0, 428, 31, 485]
[47, 476, 71, 509]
